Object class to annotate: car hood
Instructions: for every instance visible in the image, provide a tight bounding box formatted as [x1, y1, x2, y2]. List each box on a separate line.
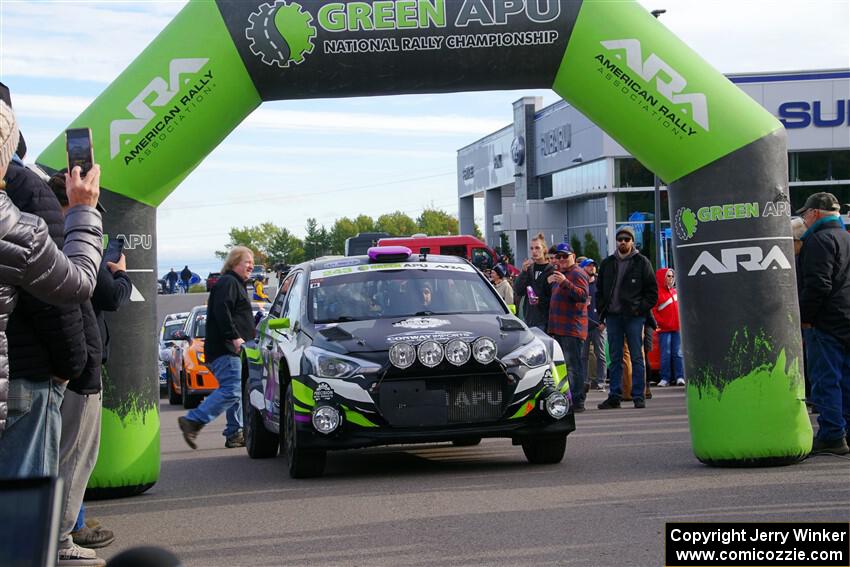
[310, 313, 534, 356]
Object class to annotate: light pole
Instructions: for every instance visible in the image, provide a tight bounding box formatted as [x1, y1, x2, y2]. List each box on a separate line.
[651, 8, 666, 269]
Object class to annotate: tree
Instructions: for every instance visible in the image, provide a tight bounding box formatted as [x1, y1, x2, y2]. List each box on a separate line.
[473, 223, 484, 240]
[304, 217, 329, 260]
[216, 222, 282, 265]
[570, 233, 583, 257]
[267, 227, 304, 265]
[583, 231, 601, 262]
[354, 214, 375, 233]
[499, 233, 514, 264]
[416, 208, 458, 236]
[376, 211, 417, 236]
[329, 217, 359, 255]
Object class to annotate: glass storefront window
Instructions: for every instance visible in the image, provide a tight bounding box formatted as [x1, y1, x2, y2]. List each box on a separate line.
[790, 185, 850, 214]
[551, 159, 608, 199]
[615, 158, 654, 188]
[789, 150, 850, 182]
[615, 191, 670, 222]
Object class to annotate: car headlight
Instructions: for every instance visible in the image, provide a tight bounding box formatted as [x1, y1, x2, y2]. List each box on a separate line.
[445, 339, 471, 366]
[304, 347, 379, 379]
[472, 337, 497, 364]
[389, 343, 416, 369]
[502, 338, 548, 368]
[417, 341, 444, 368]
[197, 351, 205, 364]
[312, 406, 341, 434]
[545, 391, 569, 419]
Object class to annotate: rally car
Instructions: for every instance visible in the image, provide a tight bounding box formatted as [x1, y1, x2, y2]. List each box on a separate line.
[241, 246, 575, 478]
[166, 303, 266, 408]
[159, 312, 189, 397]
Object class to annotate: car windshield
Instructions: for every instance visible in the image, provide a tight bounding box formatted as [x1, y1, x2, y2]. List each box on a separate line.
[191, 312, 207, 338]
[162, 320, 184, 340]
[308, 263, 505, 323]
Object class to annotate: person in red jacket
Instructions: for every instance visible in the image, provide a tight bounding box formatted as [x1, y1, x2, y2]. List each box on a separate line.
[652, 268, 684, 387]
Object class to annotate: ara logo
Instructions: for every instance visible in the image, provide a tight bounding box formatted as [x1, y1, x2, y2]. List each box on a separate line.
[246, 1, 317, 68]
[109, 58, 209, 159]
[688, 245, 792, 276]
[600, 39, 709, 131]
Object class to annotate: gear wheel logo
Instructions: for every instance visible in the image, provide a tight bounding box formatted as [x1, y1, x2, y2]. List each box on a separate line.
[246, 1, 317, 68]
[674, 207, 698, 241]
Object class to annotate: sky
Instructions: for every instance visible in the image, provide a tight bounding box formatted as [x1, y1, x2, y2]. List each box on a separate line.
[1, 0, 848, 277]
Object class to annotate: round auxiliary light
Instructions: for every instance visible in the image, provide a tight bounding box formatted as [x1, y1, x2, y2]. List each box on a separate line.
[389, 342, 416, 369]
[445, 339, 471, 366]
[312, 406, 341, 434]
[545, 392, 569, 419]
[417, 340, 444, 368]
[472, 337, 497, 364]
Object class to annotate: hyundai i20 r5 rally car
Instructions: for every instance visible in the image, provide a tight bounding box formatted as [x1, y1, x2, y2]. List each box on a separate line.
[241, 247, 576, 478]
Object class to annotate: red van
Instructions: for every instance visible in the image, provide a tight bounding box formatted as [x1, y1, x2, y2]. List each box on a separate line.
[377, 235, 498, 270]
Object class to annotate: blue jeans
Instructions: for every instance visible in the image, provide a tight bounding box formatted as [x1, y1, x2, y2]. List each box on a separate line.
[606, 314, 646, 402]
[556, 335, 585, 408]
[186, 354, 243, 437]
[0, 379, 66, 479]
[804, 327, 850, 442]
[659, 331, 684, 383]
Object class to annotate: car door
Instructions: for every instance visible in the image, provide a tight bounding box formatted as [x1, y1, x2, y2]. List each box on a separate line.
[264, 271, 305, 426]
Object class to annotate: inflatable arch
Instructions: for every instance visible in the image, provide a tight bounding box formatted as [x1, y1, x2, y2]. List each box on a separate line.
[37, 0, 810, 496]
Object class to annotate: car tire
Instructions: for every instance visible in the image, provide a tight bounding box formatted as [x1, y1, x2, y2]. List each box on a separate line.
[521, 434, 567, 465]
[167, 371, 181, 406]
[243, 378, 279, 458]
[452, 437, 482, 447]
[181, 372, 201, 410]
[283, 383, 326, 478]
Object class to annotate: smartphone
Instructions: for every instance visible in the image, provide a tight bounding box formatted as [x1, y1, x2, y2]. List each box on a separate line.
[103, 236, 125, 265]
[65, 128, 94, 176]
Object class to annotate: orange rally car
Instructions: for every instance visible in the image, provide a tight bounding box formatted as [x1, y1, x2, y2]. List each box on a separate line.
[166, 302, 267, 409]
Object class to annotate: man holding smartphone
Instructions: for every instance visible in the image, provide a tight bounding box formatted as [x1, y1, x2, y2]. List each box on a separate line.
[178, 247, 256, 450]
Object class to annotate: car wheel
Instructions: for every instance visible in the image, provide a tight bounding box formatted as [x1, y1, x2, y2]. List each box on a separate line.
[243, 378, 279, 458]
[181, 372, 201, 410]
[167, 370, 181, 405]
[521, 434, 567, 465]
[283, 383, 326, 478]
[452, 437, 482, 447]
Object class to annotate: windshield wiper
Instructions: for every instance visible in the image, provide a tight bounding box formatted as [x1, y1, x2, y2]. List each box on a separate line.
[315, 316, 362, 324]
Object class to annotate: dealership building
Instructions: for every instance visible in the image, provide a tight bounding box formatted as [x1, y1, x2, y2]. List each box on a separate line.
[457, 69, 849, 266]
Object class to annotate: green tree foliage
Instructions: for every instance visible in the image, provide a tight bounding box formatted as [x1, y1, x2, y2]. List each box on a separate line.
[499, 233, 514, 264]
[570, 233, 583, 257]
[304, 217, 332, 260]
[215, 222, 283, 265]
[583, 231, 601, 262]
[376, 211, 417, 236]
[416, 208, 458, 236]
[473, 223, 484, 240]
[268, 227, 305, 265]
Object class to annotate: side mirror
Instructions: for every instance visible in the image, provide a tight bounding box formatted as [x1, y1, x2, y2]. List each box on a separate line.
[268, 317, 290, 331]
[170, 330, 189, 341]
[508, 304, 517, 315]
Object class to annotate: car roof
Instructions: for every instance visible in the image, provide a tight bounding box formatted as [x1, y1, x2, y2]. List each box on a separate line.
[305, 253, 469, 272]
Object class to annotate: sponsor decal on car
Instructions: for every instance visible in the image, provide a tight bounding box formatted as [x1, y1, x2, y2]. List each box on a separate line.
[386, 330, 475, 343]
[313, 382, 334, 402]
[392, 317, 451, 329]
[311, 262, 477, 281]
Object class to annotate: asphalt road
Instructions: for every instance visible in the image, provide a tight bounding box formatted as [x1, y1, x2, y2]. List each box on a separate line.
[89, 388, 849, 567]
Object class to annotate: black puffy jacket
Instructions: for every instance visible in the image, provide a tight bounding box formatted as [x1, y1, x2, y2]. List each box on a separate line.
[799, 216, 850, 348]
[4, 163, 87, 382]
[92, 265, 132, 364]
[513, 262, 555, 330]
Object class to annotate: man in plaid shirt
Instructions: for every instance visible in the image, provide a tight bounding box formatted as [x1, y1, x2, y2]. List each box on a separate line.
[547, 243, 590, 412]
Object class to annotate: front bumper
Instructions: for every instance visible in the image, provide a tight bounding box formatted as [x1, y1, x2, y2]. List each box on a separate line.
[295, 412, 575, 451]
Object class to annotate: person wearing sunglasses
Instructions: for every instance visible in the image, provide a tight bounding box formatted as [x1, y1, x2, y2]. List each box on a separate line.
[595, 226, 657, 409]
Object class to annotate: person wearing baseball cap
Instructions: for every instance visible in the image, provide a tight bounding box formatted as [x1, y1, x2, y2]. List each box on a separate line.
[594, 225, 657, 409]
[797, 191, 850, 455]
[547, 242, 590, 411]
